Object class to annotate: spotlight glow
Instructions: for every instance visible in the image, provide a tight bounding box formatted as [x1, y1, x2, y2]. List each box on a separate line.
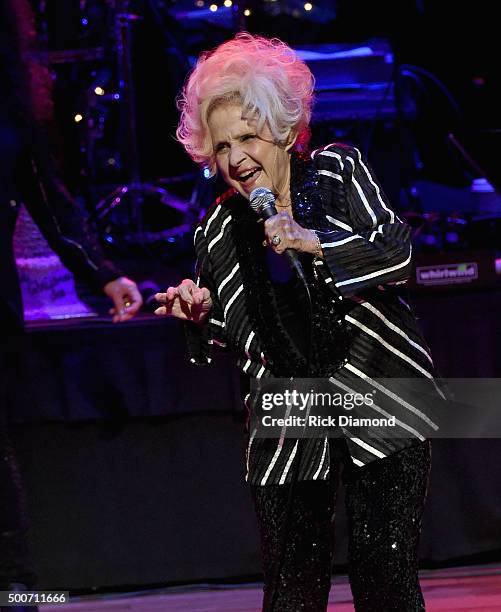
[74, 114, 83, 123]
[209, 3, 218, 10]
[224, 0, 232, 5]
[244, 8, 251, 16]
[94, 87, 105, 96]
[304, 2, 313, 10]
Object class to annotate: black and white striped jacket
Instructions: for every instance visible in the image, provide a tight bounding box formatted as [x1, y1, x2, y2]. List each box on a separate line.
[186, 143, 438, 486]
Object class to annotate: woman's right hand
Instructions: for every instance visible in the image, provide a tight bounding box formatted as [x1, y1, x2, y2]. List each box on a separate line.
[154, 279, 213, 324]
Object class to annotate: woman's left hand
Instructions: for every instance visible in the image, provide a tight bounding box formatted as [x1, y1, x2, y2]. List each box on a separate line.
[263, 211, 318, 255]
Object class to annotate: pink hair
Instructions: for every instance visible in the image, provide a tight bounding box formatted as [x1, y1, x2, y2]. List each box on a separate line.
[176, 33, 314, 171]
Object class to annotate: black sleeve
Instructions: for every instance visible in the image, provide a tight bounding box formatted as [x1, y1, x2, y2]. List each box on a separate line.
[184, 224, 228, 365]
[15, 123, 123, 290]
[311, 145, 411, 297]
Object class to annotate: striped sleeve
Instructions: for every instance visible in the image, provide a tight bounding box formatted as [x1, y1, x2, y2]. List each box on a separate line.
[184, 223, 227, 365]
[313, 146, 412, 297]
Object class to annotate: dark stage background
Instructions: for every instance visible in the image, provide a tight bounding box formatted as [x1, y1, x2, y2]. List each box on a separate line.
[5, 0, 501, 593]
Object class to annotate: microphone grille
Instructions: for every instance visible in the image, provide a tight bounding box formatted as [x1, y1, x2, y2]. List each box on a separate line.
[249, 187, 275, 214]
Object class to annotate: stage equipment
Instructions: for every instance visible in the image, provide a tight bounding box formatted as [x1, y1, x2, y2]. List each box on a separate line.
[295, 39, 420, 208]
[403, 202, 501, 295]
[166, 0, 337, 26]
[448, 129, 501, 197]
[295, 40, 406, 124]
[90, 0, 190, 247]
[35, 0, 194, 254]
[408, 247, 500, 294]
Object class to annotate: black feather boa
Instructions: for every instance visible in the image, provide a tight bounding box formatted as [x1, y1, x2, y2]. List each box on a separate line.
[229, 151, 351, 377]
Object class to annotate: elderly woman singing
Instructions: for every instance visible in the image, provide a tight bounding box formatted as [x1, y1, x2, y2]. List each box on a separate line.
[155, 34, 434, 612]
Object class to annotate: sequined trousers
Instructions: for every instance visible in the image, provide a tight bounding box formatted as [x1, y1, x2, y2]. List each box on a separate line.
[251, 439, 431, 612]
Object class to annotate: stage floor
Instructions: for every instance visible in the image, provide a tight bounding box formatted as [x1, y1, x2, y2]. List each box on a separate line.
[43, 563, 501, 611]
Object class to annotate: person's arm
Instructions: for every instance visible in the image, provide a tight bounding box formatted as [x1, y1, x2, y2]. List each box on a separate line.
[311, 145, 411, 297]
[16, 126, 142, 321]
[154, 222, 227, 365]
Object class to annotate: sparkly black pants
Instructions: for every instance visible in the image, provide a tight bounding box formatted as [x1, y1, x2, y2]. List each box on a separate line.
[251, 439, 431, 612]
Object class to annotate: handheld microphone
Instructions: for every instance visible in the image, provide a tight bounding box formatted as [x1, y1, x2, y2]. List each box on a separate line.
[249, 187, 307, 285]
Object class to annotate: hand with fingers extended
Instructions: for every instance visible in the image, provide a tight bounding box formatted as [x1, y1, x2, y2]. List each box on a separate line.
[154, 279, 213, 324]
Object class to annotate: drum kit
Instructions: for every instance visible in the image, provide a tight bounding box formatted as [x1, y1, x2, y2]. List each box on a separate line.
[35, 0, 199, 254]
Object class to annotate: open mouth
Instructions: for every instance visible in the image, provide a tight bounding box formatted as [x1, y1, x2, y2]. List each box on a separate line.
[237, 167, 261, 183]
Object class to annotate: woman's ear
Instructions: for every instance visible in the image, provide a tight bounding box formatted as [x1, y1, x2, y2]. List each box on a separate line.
[284, 130, 298, 151]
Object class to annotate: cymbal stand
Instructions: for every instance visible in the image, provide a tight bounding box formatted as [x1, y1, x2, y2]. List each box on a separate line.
[93, 0, 189, 244]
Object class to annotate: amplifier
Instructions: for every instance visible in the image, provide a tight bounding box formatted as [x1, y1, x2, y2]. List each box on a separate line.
[408, 249, 500, 294]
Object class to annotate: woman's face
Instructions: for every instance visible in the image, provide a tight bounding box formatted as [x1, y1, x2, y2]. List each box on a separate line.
[207, 103, 292, 200]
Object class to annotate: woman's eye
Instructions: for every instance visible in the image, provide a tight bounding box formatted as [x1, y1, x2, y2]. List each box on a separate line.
[242, 134, 255, 142]
[215, 144, 227, 153]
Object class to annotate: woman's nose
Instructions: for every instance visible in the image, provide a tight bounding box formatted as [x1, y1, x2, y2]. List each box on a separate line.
[229, 145, 246, 168]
